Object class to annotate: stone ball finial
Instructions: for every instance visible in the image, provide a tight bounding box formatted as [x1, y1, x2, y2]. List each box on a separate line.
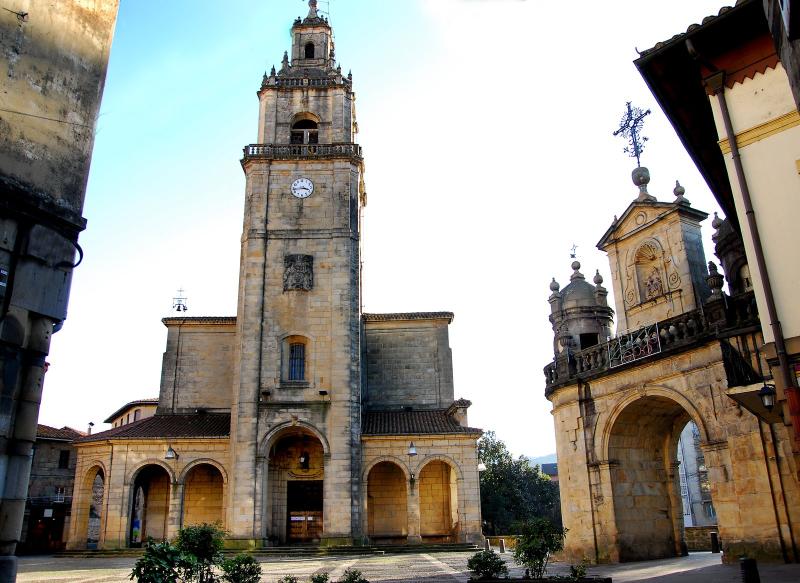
[550, 278, 560, 292]
[571, 260, 581, 271]
[673, 180, 689, 205]
[632, 166, 656, 202]
[712, 211, 723, 230]
[593, 270, 603, 286]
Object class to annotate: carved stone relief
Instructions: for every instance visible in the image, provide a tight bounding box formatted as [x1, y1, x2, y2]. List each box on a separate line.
[283, 254, 313, 291]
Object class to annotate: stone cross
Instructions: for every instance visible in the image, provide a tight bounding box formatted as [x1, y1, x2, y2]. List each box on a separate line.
[613, 101, 651, 167]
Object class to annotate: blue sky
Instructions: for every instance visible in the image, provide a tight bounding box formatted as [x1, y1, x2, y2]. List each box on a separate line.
[43, 0, 731, 457]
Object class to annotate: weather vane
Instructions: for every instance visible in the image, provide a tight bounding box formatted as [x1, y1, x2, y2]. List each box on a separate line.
[172, 288, 188, 313]
[613, 102, 651, 167]
[570, 244, 578, 260]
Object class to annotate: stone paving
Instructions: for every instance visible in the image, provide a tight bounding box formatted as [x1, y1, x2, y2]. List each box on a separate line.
[16, 551, 800, 583]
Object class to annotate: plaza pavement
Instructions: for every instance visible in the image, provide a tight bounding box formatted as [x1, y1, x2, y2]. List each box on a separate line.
[16, 551, 800, 583]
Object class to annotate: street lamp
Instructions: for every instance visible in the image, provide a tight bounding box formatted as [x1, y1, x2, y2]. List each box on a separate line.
[758, 383, 777, 412]
[165, 445, 179, 460]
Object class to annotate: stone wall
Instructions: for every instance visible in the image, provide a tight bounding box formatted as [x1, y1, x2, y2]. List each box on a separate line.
[364, 318, 454, 409]
[684, 525, 718, 551]
[366, 462, 407, 538]
[159, 321, 236, 413]
[419, 460, 454, 537]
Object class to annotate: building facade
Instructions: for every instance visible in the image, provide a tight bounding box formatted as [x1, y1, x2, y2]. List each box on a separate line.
[545, 168, 799, 563]
[66, 3, 482, 550]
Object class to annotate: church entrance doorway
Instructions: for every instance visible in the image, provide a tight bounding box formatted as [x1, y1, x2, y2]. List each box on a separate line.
[129, 465, 171, 547]
[287, 480, 323, 543]
[265, 427, 325, 545]
[607, 395, 716, 561]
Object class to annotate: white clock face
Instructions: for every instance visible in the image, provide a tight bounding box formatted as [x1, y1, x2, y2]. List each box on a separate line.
[291, 177, 314, 199]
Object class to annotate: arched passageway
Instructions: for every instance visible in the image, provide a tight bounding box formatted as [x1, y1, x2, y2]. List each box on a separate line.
[182, 463, 224, 527]
[367, 461, 408, 543]
[608, 395, 714, 561]
[71, 465, 105, 550]
[130, 465, 171, 546]
[419, 460, 459, 542]
[87, 470, 105, 548]
[266, 428, 325, 544]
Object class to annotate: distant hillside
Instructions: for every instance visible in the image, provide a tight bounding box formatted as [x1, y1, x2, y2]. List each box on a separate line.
[525, 453, 557, 465]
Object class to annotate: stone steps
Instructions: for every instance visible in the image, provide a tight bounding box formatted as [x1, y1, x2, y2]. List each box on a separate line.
[54, 542, 480, 559]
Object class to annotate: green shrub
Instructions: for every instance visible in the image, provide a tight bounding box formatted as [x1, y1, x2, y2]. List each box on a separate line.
[569, 557, 589, 581]
[220, 554, 262, 583]
[175, 523, 225, 582]
[467, 549, 508, 580]
[277, 576, 299, 583]
[337, 568, 369, 583]
[310, 574, 330, 583]
[130, 539, 184, 583]
[513, 518, 567, 579]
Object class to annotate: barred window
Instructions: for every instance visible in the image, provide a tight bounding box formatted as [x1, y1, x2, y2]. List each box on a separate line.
[289, 342, 306, 381]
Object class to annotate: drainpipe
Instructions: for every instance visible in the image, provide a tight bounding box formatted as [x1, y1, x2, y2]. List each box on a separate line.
[704, 70, 800, 446]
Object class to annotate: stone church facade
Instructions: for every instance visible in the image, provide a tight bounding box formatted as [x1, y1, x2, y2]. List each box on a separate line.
[65, 3, 482, 550]
[546, 169, 800, 563]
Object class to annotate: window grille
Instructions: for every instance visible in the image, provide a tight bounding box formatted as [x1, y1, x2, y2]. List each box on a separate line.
[289, 343, 306, 381]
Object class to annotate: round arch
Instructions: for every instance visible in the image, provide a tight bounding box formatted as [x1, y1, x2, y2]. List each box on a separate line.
[126, 459, 176, 486]
[260, 421, 330, 457]
[598, 385, 710, 462]
[178, 459, 228, 485]
[362, 456, 411, 483]
[412, 454, 464, 481]
[290, 111, 320, 125]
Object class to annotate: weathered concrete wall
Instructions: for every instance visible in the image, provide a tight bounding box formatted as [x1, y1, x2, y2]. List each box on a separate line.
[0, 0, 118, 212]
[364, 319, 455, 410]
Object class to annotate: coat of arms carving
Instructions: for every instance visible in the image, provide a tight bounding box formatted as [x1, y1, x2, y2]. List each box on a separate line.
[284, 254, 313, 291]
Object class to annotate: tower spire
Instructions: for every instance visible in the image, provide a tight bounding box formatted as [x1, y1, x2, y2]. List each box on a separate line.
[307, 0, 318, 19]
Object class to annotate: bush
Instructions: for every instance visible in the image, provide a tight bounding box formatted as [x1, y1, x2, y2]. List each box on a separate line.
[175, 523, 225, 582]
[513, 518, 567, 579]
[277, 576, 299, 583]
[337, 568, 369, 583]
[569, 558, 589, 581]
[130, 539, 184, 583]
[467, 549, 508, 580]
[220, 554, 262, 583]
[310, 574, 330, 583]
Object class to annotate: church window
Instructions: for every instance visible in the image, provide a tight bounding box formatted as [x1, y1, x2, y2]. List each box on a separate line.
[291, 119, 319, 144]
[133, 409, 141, 421]
[304, 42, 315, 59]
[289, 342, 306, 381]
[579, 333, 599, 349]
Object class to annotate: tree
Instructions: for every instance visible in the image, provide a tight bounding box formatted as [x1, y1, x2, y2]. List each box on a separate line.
[478, 431, 561, 535]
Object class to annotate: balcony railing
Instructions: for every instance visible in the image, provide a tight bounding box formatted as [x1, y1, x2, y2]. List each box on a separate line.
[544, 291, 761, 393]
[242, 143, 362, 161]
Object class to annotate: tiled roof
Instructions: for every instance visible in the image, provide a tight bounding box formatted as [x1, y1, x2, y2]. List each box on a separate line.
[363, 312, 454, 323]
[103, 397, 159, 423]
[362, 409, 481, 436]
[162, 316, 236, 326]
[77, 414, 230, 443]
[639, 1, 749, 57]
[37, 424, 84, 441]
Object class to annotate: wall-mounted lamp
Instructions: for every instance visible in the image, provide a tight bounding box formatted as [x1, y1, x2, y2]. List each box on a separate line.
[477, 462, 487, 472]
[408, 442, 417, 457]
[759, 383, 777, 411]
[409, 472, 415, 484]
[165, 446, 179, 460]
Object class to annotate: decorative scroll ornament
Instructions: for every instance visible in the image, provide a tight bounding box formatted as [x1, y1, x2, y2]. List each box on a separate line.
[284, 254, 314, 291]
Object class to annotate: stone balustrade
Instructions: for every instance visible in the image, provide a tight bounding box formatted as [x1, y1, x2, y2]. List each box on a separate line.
[242, 143, 362, 161]
[544, 291, 761, 393]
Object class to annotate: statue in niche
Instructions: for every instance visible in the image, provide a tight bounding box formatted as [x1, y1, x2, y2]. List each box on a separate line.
[644, 267, 663, 299]
[284, 254, 313, 291]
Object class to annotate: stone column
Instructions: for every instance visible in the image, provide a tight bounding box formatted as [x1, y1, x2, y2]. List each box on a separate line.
[168, 483, 185, 538]
[407, 478, 421, 544]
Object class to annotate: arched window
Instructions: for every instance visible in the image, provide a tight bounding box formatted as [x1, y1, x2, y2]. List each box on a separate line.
[289, 343, 305, 380]
[291, 119, 318, 145]
[304, 42, 315, 59]
[133, 409, 141, 421]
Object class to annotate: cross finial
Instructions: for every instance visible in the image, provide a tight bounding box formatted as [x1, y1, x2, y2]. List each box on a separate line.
[613, 101, 651, 167]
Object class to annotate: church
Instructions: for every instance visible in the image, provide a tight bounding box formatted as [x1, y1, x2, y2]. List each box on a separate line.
[65, 2, 483, 550]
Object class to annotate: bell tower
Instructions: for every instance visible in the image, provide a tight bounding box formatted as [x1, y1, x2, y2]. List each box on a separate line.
[230, 0, 365, 545]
